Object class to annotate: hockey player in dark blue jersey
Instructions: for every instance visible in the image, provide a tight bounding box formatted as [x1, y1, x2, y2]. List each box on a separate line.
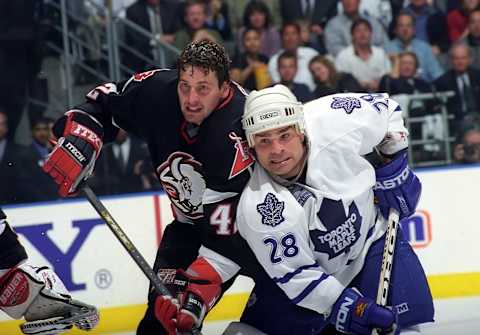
[42, 40, 263, 334]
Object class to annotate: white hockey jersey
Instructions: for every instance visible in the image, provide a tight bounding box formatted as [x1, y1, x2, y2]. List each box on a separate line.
[235, 93, 408, 315]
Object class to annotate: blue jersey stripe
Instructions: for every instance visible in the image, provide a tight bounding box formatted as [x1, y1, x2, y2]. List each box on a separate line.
[291, 273, 329, 304]
[273, 262, 320, 284]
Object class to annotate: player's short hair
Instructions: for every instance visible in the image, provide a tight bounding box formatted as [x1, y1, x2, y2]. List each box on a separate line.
[177, 39, 231, 86]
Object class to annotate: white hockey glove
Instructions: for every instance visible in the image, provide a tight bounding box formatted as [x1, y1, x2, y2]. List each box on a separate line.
[0, 263, 99, 334]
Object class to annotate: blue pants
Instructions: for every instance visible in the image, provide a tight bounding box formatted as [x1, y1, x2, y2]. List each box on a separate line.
[240, 228, 434, 334]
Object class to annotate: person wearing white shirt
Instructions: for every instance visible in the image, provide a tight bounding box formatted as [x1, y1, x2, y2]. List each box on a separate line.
[336, 18, 391, 92]
[268, 22, 318, 91]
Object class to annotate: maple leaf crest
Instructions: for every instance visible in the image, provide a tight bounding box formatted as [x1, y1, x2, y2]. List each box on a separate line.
[331, 96, 361, 114]
[256, 193, 285, 227]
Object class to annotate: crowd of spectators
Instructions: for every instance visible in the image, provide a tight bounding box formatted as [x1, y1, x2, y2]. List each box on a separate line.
[3, 0, 480, 206]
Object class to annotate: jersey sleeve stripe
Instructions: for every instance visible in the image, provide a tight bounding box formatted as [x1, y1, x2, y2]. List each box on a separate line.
[290, 273, 329, 305]
[272, 262, 320, 284]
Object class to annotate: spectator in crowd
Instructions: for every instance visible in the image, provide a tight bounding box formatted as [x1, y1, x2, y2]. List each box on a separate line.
[435, 43, 480, 133]
[226, 0, 282, 34]
[386, 12, 444, 82]
[447, 0, 480, 43]
[204, 0, 232, 41]
[336, 18, 391, 91]
[235, 1, 281, 58]
[351, 0, 394, 33]
[268, 22, 318, 91]
[380, 51, 441, 162]
[124, 0, 181, 72]
[274, 51, 313, 102]
[308, 55, 362, 98]
[404, 0, 450, 55]
[453, 119, 480, 163]
[0, 0, 43, 140]
[379, 51, 433, 94]
[280, 0, 337, 53]
[460, 9, 480, 69]
[174, 0, 223, 50]
[90, 129, 159, 196]
[231, 28, 271, 91]
[324, 0, 387, 57]
[0, 110, 28, 205]
[21, 118, 58, 202]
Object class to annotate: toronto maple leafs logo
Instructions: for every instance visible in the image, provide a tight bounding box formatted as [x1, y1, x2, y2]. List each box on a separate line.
[309, 199, 362, 259]
[331, 96, 361, 114]
[257, 193, 285, 227]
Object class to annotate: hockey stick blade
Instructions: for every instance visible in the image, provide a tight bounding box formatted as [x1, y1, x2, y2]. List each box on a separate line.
[372, 208, 400, 335]
[83, 185, 171, 296]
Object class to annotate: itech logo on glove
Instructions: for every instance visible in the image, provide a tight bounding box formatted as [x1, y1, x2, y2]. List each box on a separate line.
[374, 166, 410, 190]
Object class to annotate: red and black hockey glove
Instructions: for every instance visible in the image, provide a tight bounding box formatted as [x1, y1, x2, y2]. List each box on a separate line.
[43, 111, 103, 197]
[154, 266, 221, 334]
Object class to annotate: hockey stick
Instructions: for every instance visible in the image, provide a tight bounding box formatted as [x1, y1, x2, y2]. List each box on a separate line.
[372, 208, 400, 335]
[83, 186, 202, 335]
[83, 185, 171, 296]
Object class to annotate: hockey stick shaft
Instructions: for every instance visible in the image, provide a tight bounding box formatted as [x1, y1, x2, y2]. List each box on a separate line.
[372, 208, 400, 335]
[82, 185, 172, 297]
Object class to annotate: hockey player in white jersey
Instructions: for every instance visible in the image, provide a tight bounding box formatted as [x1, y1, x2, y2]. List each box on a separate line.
[0, 208, 99, 334]
[232, 85, 434, 334]
[154, 85, 434, 334]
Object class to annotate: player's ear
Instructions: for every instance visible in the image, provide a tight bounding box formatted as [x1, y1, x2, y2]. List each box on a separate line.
[220, 81, 230, 99]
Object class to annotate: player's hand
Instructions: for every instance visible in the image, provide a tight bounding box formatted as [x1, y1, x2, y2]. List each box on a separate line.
[373, 150, 421, 220]
[43, 111, 103, 197]
[330, 288, 395, 335]
[0, 263, 99, 334]
[154, 269, 221, 334]
[154, 296, 179, 335]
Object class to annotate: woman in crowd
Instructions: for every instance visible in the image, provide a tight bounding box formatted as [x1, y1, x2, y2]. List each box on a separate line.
[231, 28, 271, 90]
[235, 0, 281, 57]
[308, 55, 362, 98]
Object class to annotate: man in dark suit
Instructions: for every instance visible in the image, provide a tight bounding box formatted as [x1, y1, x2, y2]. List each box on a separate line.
[280, 0, 337, 26]
[124, 0, 181, 72]
[0, 110, 28, 205]
[379, 52, 432, 95]
[280, 0, 337, 54]
[20, 117, 58, 202]
[90, 129, 158, 195]
[434, 43, 480, 135]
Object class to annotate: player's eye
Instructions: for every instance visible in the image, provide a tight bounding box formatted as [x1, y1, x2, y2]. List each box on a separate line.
[197, 85, 210, 95]
[179, 83, 190, 93]
[280, 132, 291, 141]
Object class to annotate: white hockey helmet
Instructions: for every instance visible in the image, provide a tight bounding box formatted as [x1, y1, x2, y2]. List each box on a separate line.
[242, 84, 305, 147]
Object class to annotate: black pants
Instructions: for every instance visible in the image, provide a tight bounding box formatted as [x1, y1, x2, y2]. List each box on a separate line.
[136, 221, 236, 334]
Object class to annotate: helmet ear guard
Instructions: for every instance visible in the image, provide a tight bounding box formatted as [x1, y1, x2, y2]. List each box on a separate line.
[242, 85, 305, 147]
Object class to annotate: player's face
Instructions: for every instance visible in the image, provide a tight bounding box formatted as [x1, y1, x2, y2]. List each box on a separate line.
[253, 126, 306, 178]
[178, 66, 230, 125]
